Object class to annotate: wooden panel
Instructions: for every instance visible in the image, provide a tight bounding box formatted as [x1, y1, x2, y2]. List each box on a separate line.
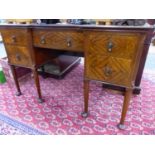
[1, 28, 29, 46]
[33, 29, 84, 52]
[86, 31, 140, 59]
[85, 55, 132, 86]
[5, 45, 32, 67]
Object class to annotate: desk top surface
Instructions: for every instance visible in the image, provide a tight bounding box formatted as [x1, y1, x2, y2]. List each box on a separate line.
[0, 23, 154, 30]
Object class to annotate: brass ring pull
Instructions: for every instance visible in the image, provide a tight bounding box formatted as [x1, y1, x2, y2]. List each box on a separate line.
[103, 66, 112, 76]
[11, 35, 16, 43]
[41, 36, 46, 44]
[66, 38, 72, 47]
[107, 41, 114, 52]
[16, 54, 21, 61]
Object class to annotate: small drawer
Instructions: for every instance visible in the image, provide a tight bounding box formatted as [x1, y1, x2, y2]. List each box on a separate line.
[85, 55, 133, 86]
[33, 29, 84, 52]
[86, 31, 141, 59]
[1, 28, 29, 46]
[5, 45, 32, 67]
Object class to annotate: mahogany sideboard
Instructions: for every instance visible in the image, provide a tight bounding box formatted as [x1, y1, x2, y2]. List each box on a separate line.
[0, 24, 154, 129]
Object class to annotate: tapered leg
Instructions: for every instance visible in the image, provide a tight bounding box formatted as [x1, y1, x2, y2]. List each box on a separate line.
[81, 79, 90, 118]
[118, 88, 132, 129]
[10, 65, 22, 96]
[32, 68, 44, 103]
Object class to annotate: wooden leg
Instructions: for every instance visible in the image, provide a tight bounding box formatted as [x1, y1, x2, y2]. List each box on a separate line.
[32, 68, 44, 103]
[81, 79, 90, 118]
[118, 88, 132, 129]
[10, 65, 22, 96]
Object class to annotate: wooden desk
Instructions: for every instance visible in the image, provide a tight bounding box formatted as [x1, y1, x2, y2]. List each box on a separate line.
[0, 24, 154, 129]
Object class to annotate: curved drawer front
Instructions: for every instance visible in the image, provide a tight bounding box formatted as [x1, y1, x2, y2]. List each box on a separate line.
[5, 45, 32, 67]
[85, 55, 132, 86]
[1, 29, 29, 46]
[86, 31, 141, 59]
[33, 29, 84, 52]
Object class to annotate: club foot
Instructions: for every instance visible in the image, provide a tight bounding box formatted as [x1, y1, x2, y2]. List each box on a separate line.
[16, 91, 22, 96]
[117, 124, 126, 130]
[81, 112, 88, 118]
[38, 98, 44, 103]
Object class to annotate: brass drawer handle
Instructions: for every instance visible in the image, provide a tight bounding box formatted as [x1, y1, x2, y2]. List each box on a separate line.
[41, 36, 46, 44]
[107, 41, 114, 52]
[16, 54, 21, 61]
[66, 38, 72, 47]
[103, 66, 112, 76]
[11, 35, 16, 43]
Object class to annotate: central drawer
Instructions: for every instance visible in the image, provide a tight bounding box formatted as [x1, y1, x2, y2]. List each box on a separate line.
[33, 29, 84, 52]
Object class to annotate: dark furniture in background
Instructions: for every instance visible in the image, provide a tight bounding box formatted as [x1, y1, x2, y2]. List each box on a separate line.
[40, 19, 60, 24]
[38, 54, 81, 79]
[112, 19, 146, 26]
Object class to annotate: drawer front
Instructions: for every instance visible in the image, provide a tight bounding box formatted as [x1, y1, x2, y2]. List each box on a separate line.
[1, 29, 29, 46]
[85, 55, 132, 86]
[33, 29, 84, 52]
[86, 32, 140, 59]
[5, 45, 32, 67]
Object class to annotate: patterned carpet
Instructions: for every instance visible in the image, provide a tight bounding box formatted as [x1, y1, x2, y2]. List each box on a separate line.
[0, 57, 155, 134]
[0, 114, 46, 135]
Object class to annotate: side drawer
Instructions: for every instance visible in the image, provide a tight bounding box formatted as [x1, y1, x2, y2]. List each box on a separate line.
[5, 45, 32, 67]
[1, 28, 29, 46]
[85, 31, 142, 59]
[85, 55, 133, 87]
[33, 29, 84, 52]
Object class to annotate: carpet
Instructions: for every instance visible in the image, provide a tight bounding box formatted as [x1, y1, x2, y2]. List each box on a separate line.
[0, 113, 46, 135]
[0, 61, 155, 135]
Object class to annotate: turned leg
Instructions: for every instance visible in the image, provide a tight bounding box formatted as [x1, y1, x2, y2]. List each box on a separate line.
[118, 88, 132, 130]
[32, 68, 44, 103]
[10, 65, 22, 96]
[81, 79, 90, 118]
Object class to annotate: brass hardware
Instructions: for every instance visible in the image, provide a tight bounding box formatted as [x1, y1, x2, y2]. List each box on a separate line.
[107, 41, 114, 52]
[67, 38, 72, 47]
[11, 35, 16, 43]
[41, 36, 46, 44]
[16, 54, 21, 61]
[103, 66, 112, 76]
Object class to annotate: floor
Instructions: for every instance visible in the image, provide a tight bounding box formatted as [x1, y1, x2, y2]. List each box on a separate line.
[0, 57, 155, 135]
